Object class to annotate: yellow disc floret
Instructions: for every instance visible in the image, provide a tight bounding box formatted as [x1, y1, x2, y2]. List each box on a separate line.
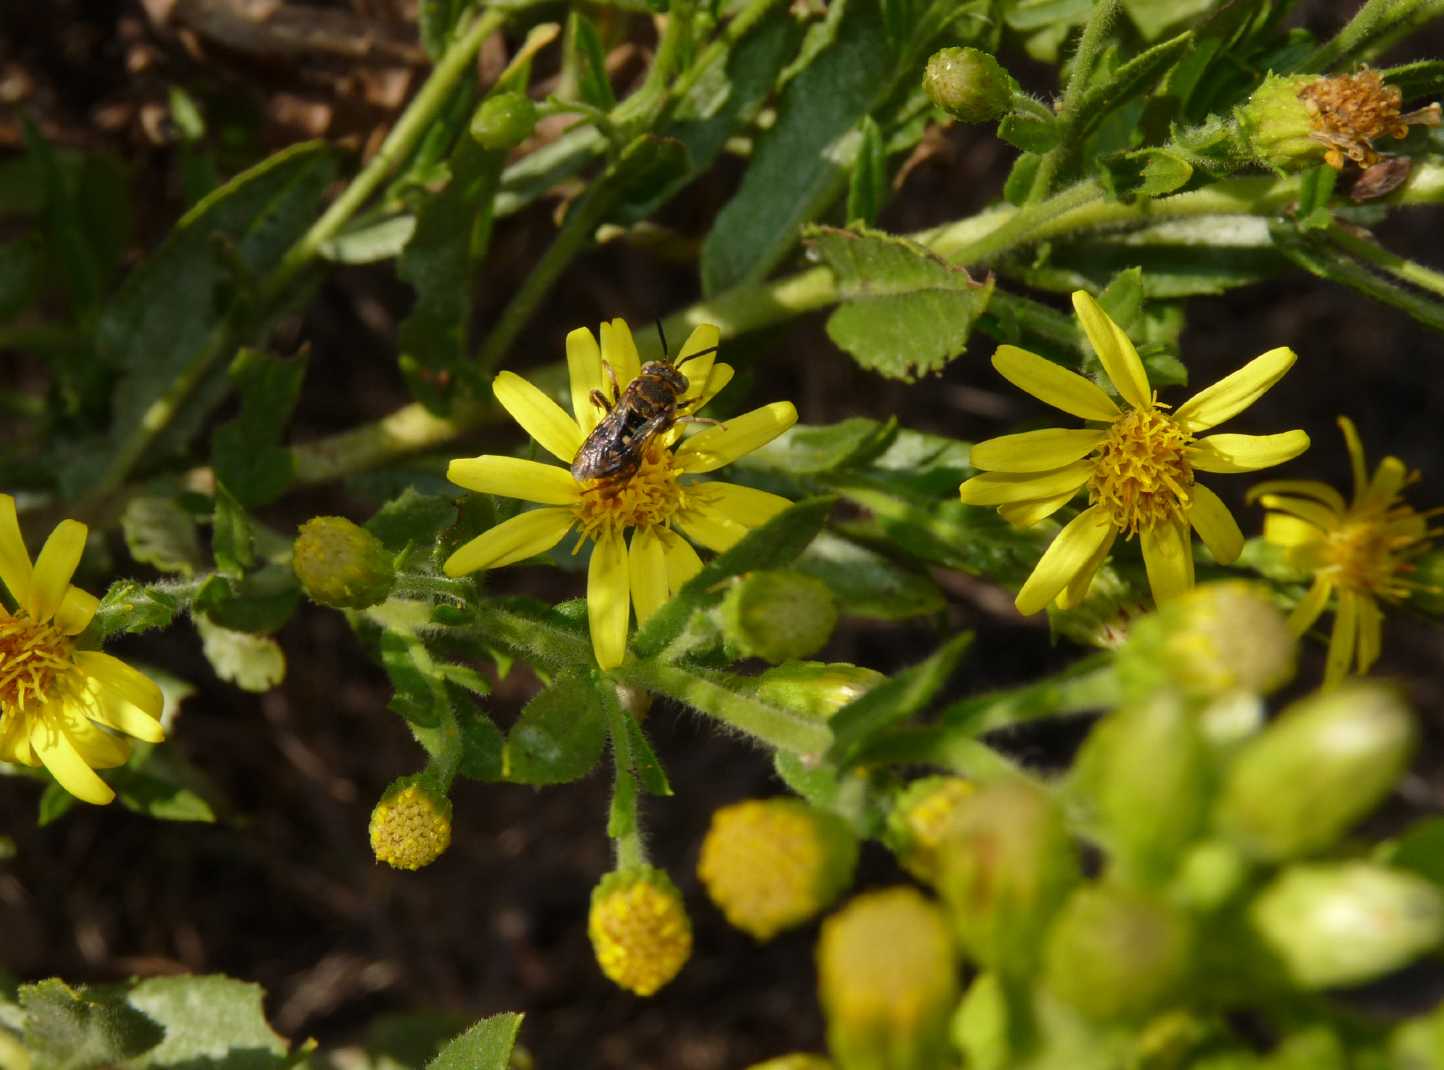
[0, 615, 73, 716]
[588, 866, 692, 996]
[369, 776, 452, 870]
[1299, 69, 1440, 169]
[1088, 405, 1195, 537]
[572, 442, 688, 542]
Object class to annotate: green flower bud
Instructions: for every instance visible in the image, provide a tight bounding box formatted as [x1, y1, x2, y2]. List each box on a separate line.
[471, 91, 538, 150]
[1236, 74, 1325, 172]
[722, 570, 838, 664]
[1073, 694, 1211, 885]
[952, 972, 1010, 1070]
[744, 1057, 835, 1070]
[1250, 863, 1444, 989]
[1391, 1001, 1444, 1069]
[885, 775, 976, 885]
[936, 778, 1080, 977]
[1042, 885, 1192, 1021]
[817, 887, 957, 1070]
[1170, 839, 1250, 914]
[292, 516, 394, 609]
[1216, 682, 1416, 861]
[923, 47, 1016, 123]
[1117, 581, 1296, 700]
[697, 798, 859, 940]
[588, 866, 692, 996]
[369, 775, 452, 870]
[755, 661, 885, 718]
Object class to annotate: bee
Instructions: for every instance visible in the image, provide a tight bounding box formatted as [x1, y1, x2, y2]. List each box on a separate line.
[570, 326, 720, 486]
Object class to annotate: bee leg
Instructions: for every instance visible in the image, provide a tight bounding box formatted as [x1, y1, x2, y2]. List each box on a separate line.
[601, 360, 622, 401]
[589, 388, 613, 413]
[678, 415, 724, 429]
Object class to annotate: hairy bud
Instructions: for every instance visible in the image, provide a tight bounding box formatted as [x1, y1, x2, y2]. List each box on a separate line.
[292, 516, 394, 610]
[588, 866, 692, 996]
[369, 775, 452, 870]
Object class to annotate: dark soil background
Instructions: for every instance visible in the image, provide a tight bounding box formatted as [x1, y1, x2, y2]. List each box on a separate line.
[4, 2, 1444, 1067]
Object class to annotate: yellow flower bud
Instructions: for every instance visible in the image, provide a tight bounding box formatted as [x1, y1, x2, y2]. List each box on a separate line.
[697, 798, 858, 940]
[884, 776, 975, 885]
[369, 776, 452, 870]
[817, 887, 958, 1070]
[588, 866, 692, 997]
[292, 516, 394, 609]
[722, 570, 838, 664]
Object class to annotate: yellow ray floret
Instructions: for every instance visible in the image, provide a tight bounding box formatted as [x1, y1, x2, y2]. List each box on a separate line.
[443, 319, 797, 669]
[960, 292, 1309, 615]
[0, 495, 165, 804]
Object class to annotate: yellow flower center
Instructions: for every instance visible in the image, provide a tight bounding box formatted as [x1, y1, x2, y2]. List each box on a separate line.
[572, 441, 689, 540]
[1087, 405, 1195, 537]
[0, 612, 72, 716]
[1321, 508, 1426, 602]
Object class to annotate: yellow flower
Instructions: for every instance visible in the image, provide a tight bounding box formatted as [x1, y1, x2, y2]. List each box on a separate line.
[443, 319, 797, 669]
[1250, 417, 1437, 687]
[959, 291, 1309, 615]
[0, 495, 165, 805]
[588, 866, 692, 996]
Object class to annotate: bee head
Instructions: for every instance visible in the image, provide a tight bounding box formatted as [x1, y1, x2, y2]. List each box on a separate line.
[642, 360, 689, 394]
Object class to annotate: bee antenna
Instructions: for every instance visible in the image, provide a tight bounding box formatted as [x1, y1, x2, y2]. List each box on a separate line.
[655, 317, 670, 361]
[675, 344, 718, 369]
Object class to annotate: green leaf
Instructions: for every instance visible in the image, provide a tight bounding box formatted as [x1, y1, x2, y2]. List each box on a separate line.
[381, 628, 445, 728]
[505, 671, 608, 785]
[1073, 30, 1194, 143]
[740, 418, 898, 476]
[1121, 0, 1212, 40]
[455, 692, 505, 782]
[419, 0, 470, 58]
[317, 214, 417, 263]
[795, 530, 945, 620]
[126, 975, 288, 1068]
[567, 11, 617, 111]
[1382, 59, 1444, 102]
[630, 497, 834, 658]
[110, 762, 218, 824]
[427, 1012, 524, 1070]
[121, 497, 205, 576]
[196, 616, 285, 692]
[1382, 817, 1444, 889]
[808, 225, 996, 381]
[193, 567, 300, 635]
[210, 484, 254, 580]
[85, 580, 180, 643]
[211, 348, 307, 508]
[827, 632, 974, 764]
[0, 233, 43, 322]
[846, 115, 888, 226]
[1099, 146, 1196, 199]
[20, 980, 163, 1070]
[997, 112, 1061, 154]
[606, 694, 671, 797]
[1004, 0, 1092, 31]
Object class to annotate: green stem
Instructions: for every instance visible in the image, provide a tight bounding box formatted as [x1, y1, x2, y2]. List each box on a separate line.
[1028, 0, 1118, 201]
[1303, 0, 1434, 72]
[1325, 222, 1444, 299]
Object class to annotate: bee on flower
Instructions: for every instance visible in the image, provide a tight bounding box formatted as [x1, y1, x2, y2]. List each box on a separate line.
[1249, 417, 1438, 687]
[1, 495, 166, 804]
[959, 291, 1309, 615]
[443, 319, 797, 669]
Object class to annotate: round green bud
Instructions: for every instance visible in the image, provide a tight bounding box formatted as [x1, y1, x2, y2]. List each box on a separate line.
[722, 570, 838, 664]
[588, 866, 692, 996]
[697, 798, 859, 940]
[744, 1057, 835, 1070]
[1072, 694, 1211, 885]
[1117, 581, 1296, 700]
[1216, 681, 1416, 861]
[292, 516, 394, 609]
[471, 91, 538, 151]
[884, 775, 976, 885]
[922, 47, 1016, 123]
[1170, 839, 1251, 914]
[755, 661, 885, 719]
[952, 972, 1011, 1070]
[1390, 1002, 1444, 1068]
[817, 887, 957, 1070]
[369, 775, 452, 870]
[936, 778, 1081, 977]
[1250, 863, 1444, 989]
[1042, 885, 1192, 1021]
[1236, 73, 1326, 171]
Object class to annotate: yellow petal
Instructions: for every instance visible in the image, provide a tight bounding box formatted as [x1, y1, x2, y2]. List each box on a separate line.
[1263, 512, 1325, 550]
[86, 687, 167, 744]
[1245, 479, 1345, 514]
[1014, 505, 1114, 615]
[698, 362, 734, 409]
[493, 371, 584, 464]
[628, 527, 669, 625]
[1055, 528, 1117, 611]
[566, 326, 605, 434]
[692, 482, 793, 530]
[1338, 416, 1368, 502]
[588, 527, 630, 669]
[1325, 589, 1359, 687]
[55, 585, 99, 636]
[1071, 291, 1151, 410]
[1188, 430, 1310, 474]
[677, 507, 750, 555]
[1356, 594, 1383, 674]
[656, 527, 703, 590]
[29, 519, 87, 622]
[0, 493, 34, 608]
[959, 462, 1091, 506]
[447, 455, 580, 505]
[969, 429, 1105, 474]
[1188, 483, 1244, 564]
[1362, 456, 1408, 513]
[1289, 576, 1332, 635]
[31, 709, 114, 805]
[1173, 347, 1297, 432]
[1255, 493, 1339, 531]
[442, 508, 575, 575]
[998, 488, 1079, 528]
[675, 402, 798, 473]
[601, 318, 642, 387]
[676, 324, 721, 408]
[73, 651, 165, 723]
[60, 704, 131, 769]
[1140, 519, 1193, 604]
[991, 345, 1120, 421]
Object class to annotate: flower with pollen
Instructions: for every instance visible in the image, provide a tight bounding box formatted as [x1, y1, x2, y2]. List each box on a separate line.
[960, 291, 1309, 614]
[1250, 416, 1437, 687]
[1, 495, 165, 804]
[443, 319, 797, 669]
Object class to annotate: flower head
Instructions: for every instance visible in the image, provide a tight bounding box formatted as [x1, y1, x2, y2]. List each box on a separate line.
[443, 319, 797, 669]
[960, 291, 1309, 614]
[1250, 417, 1437, 686]
[588, 866, 692, 996]
[369, 775, 452, 870]
[1, 495, 165, 804]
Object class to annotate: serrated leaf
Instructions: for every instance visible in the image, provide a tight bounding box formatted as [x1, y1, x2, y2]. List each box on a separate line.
[795, 530, 945, 620]
[1073, 29, 1194, 142]
[193, 566, 301, 635]
[211, 348, 306, 508]
[85, 581, 179, 643]
[455, 692, 504, 782]
[110, 764, 217, 824]
[1099, 146, 1195, 199]
[126, 975, 287, 1067]
[607, 697, 671, 797]
[997, 111, 1061, 153]
[427, 1012, 524, 1070]
[121, 497, 205, 576]
[504, 671, 608, 785]
[196, 616, 285, 692]
[380, 629, 444, 728]
[211, 484, 254, 579]
[21, 980, 164, 1070]
[809, 226, 995, 381]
